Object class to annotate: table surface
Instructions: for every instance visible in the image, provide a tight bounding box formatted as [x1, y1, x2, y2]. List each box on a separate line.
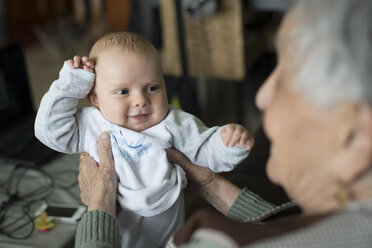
[0, 153, 83, 248]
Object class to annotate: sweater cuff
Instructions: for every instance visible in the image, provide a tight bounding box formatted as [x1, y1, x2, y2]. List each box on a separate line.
[227, 188, 277, 222]
[75, 210, 121, 248]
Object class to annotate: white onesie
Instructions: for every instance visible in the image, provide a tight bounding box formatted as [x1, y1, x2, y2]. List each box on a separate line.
[35, 62, 249, 248]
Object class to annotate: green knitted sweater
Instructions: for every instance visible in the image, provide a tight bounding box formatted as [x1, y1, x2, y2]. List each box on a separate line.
[75, 188, 279, 248]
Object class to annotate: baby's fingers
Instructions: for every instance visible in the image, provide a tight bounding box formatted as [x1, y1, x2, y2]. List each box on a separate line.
[220, 126, 233, 146]
[73, 55, 82, 68]
[83, 65, 94, 73]
[81, 56, 95, 72]
[81, 56, 88, 64]
[228, 128, 242, 147]
[66, 59, 74, 69]
[86, 60, 95, 68]
[238, 132, 255, 150]
[81, 56, 94, 67]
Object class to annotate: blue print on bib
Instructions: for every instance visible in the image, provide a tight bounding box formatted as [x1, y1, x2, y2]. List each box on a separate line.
[112, 130, 152, 162]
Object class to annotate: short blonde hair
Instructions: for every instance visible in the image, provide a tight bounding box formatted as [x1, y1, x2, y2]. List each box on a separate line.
[89, 31, 158, 61]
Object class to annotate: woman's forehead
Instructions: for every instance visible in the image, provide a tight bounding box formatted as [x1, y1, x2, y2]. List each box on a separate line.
[275, 12, 299, 55]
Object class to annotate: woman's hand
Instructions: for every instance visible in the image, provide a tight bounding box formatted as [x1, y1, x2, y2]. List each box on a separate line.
[78, 132, 117, 216]
[166, 148, 242, 215]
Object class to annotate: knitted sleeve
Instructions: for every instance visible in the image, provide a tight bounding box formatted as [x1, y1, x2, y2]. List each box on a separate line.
[75, 210, 121, 248]
[227, 188, 295, 222]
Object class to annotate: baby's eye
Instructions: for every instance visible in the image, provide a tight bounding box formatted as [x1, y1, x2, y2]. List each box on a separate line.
[117, 89, 129, 95]
[147, 85, 159, 92]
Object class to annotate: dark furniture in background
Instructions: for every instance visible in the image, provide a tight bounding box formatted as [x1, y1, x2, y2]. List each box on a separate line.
[3, 0, 74, 44]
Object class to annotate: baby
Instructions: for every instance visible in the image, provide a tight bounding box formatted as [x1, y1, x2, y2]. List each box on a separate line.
[35, 31, 253, 248]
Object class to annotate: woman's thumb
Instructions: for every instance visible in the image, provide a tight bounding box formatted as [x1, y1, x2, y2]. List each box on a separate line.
[98, 131, 114, 168]
[166, 148, 193, 172]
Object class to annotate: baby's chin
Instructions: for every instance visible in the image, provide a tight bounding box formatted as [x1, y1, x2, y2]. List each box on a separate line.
[136, 112, 169, 132]
[106, 108, 169, 132]
[122, 116, 165, 132]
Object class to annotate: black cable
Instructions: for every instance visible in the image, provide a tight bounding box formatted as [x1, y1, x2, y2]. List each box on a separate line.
[0, 166, 16, 189]
[0, 164, 55, 239]
[0, 162, 80, 239]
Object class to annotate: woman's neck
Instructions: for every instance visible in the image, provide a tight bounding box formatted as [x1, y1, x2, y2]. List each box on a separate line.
[312, 168, 372, 214]
[300, 168, 372, 215]
[348, 167, 372, 203]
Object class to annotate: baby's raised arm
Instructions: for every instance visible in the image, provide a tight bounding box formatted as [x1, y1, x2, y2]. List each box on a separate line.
[35, 55, 96, 154]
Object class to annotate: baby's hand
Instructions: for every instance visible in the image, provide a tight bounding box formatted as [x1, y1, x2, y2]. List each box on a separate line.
[66, 55, 95, 73]
[220, 124, 254, 150]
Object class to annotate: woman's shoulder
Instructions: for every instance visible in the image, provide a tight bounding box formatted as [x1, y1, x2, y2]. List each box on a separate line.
[245, 200, 372, 247]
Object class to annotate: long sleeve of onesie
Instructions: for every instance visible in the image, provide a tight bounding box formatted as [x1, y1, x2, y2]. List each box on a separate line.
[165, 107, 249, 173]
[34, 62, 95, 153]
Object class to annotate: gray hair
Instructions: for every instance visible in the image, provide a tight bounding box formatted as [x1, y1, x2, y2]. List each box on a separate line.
[288, 0, 372, 107]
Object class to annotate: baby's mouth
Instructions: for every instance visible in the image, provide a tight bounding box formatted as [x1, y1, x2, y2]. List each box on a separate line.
[129, 114, 149, 122]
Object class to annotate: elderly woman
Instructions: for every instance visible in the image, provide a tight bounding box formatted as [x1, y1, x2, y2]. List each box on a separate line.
[75, 0, 372, 247]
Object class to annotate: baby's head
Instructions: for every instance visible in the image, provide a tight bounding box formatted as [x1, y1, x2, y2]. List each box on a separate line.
[88, 31, 168, 132]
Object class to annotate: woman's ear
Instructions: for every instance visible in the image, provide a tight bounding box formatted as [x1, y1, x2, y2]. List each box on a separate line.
[333, 103, 372, 183]
[88, 90, 99, 108]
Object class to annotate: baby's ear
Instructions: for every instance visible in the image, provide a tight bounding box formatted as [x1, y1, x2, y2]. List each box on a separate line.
[88, 90, 99, 107]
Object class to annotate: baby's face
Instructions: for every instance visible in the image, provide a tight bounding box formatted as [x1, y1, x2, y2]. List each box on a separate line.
[89, 48, 169, 132]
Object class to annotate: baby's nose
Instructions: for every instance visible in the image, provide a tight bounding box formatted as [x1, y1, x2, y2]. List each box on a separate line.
[133, 93, 148, 107]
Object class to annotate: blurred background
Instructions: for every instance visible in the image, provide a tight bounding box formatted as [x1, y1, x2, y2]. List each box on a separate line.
[0, 0, 292, 217]
[0, 0, 287, 130]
